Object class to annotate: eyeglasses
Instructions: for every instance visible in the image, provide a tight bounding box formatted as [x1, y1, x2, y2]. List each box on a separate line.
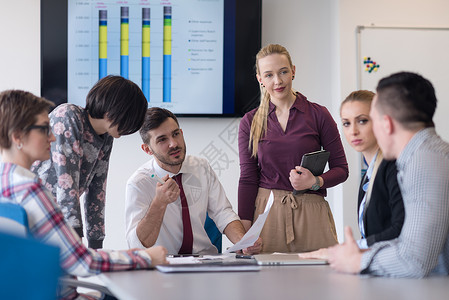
[27, 124, 52, 137]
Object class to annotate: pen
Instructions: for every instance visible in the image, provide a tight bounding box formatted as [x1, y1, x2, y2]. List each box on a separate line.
[151, 174, 165, 184]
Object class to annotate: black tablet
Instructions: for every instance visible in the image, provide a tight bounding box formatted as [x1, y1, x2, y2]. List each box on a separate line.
[300, 150, 330, 176]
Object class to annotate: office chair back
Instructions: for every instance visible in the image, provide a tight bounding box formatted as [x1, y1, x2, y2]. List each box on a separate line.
[205, 213, 222, 253]
[0, 202, 115, 298]
[0, 225, 61, 300]
[0, 201, 30, 237]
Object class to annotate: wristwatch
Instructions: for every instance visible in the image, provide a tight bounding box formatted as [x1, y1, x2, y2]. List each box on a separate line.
[310, 176, 321, 191]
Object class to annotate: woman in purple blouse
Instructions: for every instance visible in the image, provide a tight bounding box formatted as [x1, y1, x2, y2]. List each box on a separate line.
[238, 44, 349, 253]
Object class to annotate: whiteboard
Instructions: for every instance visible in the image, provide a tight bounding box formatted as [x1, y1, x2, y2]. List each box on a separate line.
[357, 26, 449, 142]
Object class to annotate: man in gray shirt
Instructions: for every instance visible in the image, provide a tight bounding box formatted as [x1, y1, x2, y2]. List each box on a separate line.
[327, 72, 449, 277]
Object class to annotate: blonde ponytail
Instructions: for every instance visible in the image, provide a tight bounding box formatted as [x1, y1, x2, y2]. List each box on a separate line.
[249, 87, 270, 157]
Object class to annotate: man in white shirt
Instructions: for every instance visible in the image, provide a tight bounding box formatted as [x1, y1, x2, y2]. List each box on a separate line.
[125, 107, 262, 255]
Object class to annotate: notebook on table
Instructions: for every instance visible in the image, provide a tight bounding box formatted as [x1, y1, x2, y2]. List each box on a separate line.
[254, 254, 328, 266]
[156, 259, 261, 273]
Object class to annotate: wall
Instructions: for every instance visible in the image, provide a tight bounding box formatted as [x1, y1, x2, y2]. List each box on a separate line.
[2, 0, 449, 250]
[260, 0, 346, 242]
[338, 0, 449, 242]
[0, 0, 40, 94]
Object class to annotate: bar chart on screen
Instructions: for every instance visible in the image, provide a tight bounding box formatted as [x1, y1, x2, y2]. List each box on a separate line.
[68, 0, 224, 113]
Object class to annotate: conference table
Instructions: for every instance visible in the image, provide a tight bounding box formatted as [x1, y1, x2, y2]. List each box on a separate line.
[99, 264, 449, 300]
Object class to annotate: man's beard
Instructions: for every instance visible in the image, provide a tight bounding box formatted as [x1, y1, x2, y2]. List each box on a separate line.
[151, 145, 187, 167]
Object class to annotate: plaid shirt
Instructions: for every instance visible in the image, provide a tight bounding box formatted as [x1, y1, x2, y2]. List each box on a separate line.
[361, 128, 449, 277]
[0, 163, 152, 299]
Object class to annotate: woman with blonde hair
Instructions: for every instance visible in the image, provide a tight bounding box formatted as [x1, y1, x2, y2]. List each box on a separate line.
[300, 90, 405, 260]
[238, 44, 349, 253]
[340, 90, 404, 248]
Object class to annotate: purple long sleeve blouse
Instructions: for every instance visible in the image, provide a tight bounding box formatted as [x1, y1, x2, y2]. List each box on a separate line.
[238, 93, 349, 221]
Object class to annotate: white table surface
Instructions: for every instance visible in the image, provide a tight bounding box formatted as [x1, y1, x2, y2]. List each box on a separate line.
[99, 264, 449, 300]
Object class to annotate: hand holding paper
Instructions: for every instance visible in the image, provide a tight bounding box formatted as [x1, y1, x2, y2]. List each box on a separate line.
[225, 192, 274, 253]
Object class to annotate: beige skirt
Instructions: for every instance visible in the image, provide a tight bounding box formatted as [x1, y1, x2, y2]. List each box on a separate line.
[254, 188, 338, 253]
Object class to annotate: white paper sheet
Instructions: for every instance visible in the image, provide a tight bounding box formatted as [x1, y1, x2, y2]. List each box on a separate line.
[224, 192, 274, 253]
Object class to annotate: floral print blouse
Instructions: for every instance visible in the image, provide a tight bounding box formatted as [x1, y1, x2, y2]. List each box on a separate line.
[32, 103, 113, 249]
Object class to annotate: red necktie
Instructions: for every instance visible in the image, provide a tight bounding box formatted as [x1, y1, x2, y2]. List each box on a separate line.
[174, 173, 193, 254]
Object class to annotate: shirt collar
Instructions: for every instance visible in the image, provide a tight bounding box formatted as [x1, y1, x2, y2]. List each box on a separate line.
[396, 127, 436, 171]
[365, 151, 379, 180]
[151, 156, 187, 178]
[1, 162, 39, 181]
[268, 92, 307, 115]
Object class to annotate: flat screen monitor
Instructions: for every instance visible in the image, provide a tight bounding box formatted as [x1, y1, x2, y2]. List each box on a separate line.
[41, 0, 262, 117]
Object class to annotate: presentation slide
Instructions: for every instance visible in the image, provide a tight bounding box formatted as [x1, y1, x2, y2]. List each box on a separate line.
[68, 0, 224, 113]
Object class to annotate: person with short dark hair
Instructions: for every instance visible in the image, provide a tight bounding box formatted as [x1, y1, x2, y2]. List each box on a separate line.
[0, 90, 167, 300]
[326, 72, 449, 278]
[125, 107, 262, 255]
[32, 75, 148, 249]
[139, 107, 178, 145]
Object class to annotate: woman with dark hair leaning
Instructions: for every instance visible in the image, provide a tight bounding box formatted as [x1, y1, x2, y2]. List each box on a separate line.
[32, 75, 148, 249]
[0, 90, 166, 299]
[238, 44, 349, 253]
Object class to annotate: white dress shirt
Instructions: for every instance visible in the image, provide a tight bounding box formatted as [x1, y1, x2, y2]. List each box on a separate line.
[125, 155, 240, 254]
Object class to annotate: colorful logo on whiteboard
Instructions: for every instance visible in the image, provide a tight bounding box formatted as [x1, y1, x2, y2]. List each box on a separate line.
[363, 57, 380, 73]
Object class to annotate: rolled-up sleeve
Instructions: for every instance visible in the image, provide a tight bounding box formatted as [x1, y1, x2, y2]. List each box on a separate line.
[125, 175, 154, 249]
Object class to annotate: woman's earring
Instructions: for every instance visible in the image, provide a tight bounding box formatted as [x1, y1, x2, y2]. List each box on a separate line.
[17, 143, 23, 150]
[292, 75, 295, 80]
